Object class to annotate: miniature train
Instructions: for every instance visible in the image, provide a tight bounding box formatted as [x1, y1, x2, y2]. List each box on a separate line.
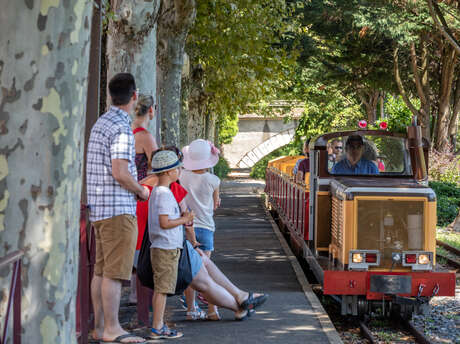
[265, 120, 456, 316]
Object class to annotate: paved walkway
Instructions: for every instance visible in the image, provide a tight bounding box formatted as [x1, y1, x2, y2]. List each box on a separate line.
[154, 180, 341, 343]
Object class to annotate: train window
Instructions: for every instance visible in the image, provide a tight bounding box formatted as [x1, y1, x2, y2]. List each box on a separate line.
[327, 135, 412, 176]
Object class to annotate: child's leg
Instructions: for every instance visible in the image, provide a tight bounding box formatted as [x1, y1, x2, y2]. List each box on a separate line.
[184, 286, 196, 312]
[152, 291, 167, 330]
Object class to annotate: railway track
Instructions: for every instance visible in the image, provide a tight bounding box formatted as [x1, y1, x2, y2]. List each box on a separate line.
[436, 239, 460, 269]
[359, 316, 433, 344]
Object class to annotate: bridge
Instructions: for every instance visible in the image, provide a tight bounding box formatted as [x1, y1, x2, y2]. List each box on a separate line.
[222, 107, 303, 171]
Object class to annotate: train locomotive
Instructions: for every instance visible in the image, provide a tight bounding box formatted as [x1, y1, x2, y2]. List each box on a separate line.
[265, 120, 456, 316]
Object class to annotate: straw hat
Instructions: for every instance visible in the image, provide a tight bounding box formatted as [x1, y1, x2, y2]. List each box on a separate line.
[182, 139, 220, 170]
[150, 150, 182, 174]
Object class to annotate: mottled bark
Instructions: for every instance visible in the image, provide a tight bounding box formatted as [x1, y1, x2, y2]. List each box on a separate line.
[187, 65, 207, 142]
[157, 0, 196, 146]
[106, 0, 160, 133]
[0, 1, 92, 342]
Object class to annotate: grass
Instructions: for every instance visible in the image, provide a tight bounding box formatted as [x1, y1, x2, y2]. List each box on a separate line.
[436, 229, 460, 251]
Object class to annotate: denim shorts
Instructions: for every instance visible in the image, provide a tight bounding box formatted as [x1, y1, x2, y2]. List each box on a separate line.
[194, 227, 214, 252]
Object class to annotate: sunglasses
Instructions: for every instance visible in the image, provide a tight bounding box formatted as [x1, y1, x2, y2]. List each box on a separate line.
[333, 146, 343, 150]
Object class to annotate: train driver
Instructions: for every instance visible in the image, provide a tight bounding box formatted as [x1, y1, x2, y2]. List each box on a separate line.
[331, 135, 379, 175]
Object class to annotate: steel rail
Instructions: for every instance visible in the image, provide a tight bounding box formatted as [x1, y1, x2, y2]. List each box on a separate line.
[436, 239, 460, 256]
[359, 321, 377, 344]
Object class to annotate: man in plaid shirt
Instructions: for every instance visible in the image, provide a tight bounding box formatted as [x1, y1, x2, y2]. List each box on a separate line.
[87, 73, 149, 343]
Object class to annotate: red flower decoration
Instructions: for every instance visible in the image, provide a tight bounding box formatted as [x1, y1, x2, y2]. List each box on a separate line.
[358, 120, 367, 128]
[379, 121, 388, 130]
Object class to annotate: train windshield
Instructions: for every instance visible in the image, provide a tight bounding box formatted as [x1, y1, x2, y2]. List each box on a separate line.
[327, 135, 412, 176]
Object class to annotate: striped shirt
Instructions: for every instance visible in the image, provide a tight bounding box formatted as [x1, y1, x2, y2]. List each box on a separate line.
[86, 106, 138, 222]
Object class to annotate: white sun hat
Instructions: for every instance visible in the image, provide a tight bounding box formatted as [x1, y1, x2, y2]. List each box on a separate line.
[150, 150, 182, 174]
[182, 139, 220, 171]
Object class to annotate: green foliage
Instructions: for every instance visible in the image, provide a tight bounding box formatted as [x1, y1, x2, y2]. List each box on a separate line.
[429, 181, 460, 227]
[381, 95, 416, 133]
[217, 114, 238, 145]
[213, 156, 231, 179]
[250, 142, 301, 179]
[187, 0, 299, 144]
[293, 83, 363, 140]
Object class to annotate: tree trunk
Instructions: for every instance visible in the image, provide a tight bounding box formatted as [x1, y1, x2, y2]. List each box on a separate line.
[434, 44, 457, 152]
[358, 90, 380, 124]
[0, 1, 92, 342]
[186, 65, 207, 142]
[106, 0, 160, 134]
[448, 72, 460, 149]
[449, 210, 460, 232]
[157, 0, 196, 146]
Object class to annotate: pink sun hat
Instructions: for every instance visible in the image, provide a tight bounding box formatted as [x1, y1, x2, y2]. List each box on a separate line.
[182, 139, 220, 170]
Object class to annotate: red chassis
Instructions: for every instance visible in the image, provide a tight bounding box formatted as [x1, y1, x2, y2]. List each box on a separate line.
[324, 270, 456, 300]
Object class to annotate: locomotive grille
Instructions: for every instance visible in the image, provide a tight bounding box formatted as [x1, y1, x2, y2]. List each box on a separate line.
[331, 196, 343, 249]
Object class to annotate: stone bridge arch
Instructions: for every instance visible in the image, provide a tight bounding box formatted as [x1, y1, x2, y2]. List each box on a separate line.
[222, 113, 301, 169]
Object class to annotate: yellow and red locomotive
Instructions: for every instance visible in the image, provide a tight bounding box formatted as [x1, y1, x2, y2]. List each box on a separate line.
[265, 120, 456, 316]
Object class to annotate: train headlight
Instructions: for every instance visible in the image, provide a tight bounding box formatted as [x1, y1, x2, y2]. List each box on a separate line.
[349, 250, 380, 270]
[418, 254, 430, 265]
[402, 251, 433, 271]
[352, 253, 364, 263]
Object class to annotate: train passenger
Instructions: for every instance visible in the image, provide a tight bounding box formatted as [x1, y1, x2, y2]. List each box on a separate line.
[180, 139, 222, 320]
[147, 150, 268, 339]
[328, 139, 343, 170]
[293, 139, 310, 176]
[295, 138, 311, 182]
[331, 135, 379, 175]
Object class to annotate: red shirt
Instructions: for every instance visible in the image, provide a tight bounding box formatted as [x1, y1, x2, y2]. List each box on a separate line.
[135, 182, 187, 250]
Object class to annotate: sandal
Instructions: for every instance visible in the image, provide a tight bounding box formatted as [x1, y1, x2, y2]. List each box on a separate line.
[240, 292, 268, 311]
[235, 309, 254, 321]
[186, 309, 207, 320]
[149, 325, 183, 340]
[101, 333, 146, 343]
[206, 310, 221, 321]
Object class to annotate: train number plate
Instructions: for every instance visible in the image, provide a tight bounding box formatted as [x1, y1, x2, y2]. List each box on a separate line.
[370, 275, 412, 294]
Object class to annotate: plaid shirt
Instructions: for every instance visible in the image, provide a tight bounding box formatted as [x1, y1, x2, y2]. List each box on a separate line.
[86, 106, 138, 222]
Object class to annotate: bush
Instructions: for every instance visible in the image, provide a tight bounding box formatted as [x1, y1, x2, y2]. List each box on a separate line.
[213, 156, 231, 179]
[429, 181, 460, 227]
[429, 149, 460, 185]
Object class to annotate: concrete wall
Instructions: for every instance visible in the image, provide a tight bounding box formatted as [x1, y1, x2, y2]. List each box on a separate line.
[223, 118, 298, 168]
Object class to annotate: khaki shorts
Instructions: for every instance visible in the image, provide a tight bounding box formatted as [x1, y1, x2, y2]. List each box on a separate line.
[93, 214, 137, 281]
[151, 248, 180, 294]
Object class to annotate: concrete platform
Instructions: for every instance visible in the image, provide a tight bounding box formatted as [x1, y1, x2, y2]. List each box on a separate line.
[161, 180, 342, 343]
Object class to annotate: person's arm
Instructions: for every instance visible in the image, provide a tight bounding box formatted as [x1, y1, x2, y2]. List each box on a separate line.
[112, 159, 149, 200]
[159, 211, 194, 229]
[213, 187, 220, 210]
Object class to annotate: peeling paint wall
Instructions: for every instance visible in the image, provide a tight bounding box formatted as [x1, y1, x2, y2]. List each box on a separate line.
[0, 0, 92, 342]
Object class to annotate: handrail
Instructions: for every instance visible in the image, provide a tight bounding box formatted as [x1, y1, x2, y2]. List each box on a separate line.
[0, 251, 24, 269]
[0, 249, 23, 344]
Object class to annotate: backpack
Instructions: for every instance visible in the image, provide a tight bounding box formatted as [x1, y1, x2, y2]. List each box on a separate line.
[136, 223, 154, 289]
